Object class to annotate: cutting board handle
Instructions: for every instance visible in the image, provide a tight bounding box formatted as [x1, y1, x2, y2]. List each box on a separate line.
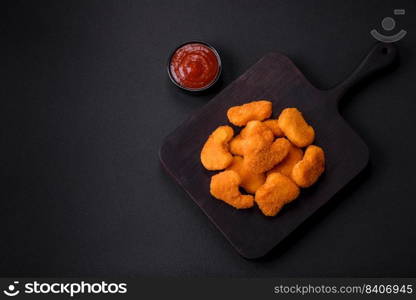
[329, 42, 397, 104]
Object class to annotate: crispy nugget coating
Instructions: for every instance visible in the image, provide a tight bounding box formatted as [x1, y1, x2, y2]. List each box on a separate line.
[292, 145, 325, 188]
[200, 126, 234, 170]
[263, 119, 283, 137]
[240, 120, 274, 155]
[227, 156, 266, 194]
[278, 108, 315, 147]
[230, 121, 274, 156]
[255, 173, 300, 216]
[210, 170, 254, 209]
[229, 134, 245, 156]
[241, 121, 274, 143]
[244, 138, 291, 174]
[267, 145, 303, 179]
[227, 100, 272, 126]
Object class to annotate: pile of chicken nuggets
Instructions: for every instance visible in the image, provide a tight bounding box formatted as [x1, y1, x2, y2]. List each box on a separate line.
[200, 100, 325, 217]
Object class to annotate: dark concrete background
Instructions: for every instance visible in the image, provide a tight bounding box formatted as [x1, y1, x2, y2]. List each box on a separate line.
[2, 0, 416, 277]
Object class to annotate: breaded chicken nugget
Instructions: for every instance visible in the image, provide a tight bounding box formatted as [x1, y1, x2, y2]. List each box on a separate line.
[227, 156, 266, 194]
[267, 144, 303, 179]
[244, 138, 291, 174]
[292, 145, 325, 188]
[229, 134, 245, 156]
[227, 100, 272, 126]
[255, 173, 300, 216]
[241, 120, 274, 143]
[200, 126, 234, 170]
[210, 170, 254, 209]
[230, 121, 275, 156]
[263, 119, 283, 137]
[278, 108, 315, 147]
[240, 121, 275, 158]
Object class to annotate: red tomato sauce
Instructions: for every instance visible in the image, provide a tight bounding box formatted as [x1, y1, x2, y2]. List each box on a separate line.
[170, 43, 220, 89]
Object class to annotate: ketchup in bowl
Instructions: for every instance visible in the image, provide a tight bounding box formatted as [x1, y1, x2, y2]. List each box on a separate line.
[168, 42, 221, 91]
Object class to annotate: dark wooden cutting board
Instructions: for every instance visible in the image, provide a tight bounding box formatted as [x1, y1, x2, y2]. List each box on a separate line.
[159, 42, 397, 259]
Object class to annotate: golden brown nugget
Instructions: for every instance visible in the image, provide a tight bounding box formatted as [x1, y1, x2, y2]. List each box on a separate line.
[267, 145, 303, 178]
[210, 170, 254, 209]
[278, 108, 315, 147]
[244, 138, 291, 174]
[200, 126, 234, 170]
[227, 100, 272, 126]
[241, 120, 274, 142]
[292, 145, 325, 188]
[255, 173, 300, 216]
[227, 156, 266, 194]
[229, 134, 245, 156]
[229, 121, 274, 156]
[240, 120, 274, 154]
[263, 119, 283, 137]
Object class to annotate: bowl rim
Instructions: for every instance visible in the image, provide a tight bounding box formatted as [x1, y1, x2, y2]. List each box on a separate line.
[166, 40, 222, 92]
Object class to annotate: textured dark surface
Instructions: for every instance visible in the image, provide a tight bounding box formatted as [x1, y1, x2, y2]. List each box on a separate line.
[160, 43, 395, 259]
[2, 0, 416, 276]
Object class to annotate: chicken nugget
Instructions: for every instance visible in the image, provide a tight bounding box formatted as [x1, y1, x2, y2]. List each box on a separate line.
[210, 170, 254, 209]
[229, 134, 245, 156]
[292, 145, 325, 188]
[200, 125, 234, 170]
[227, 100, 272, 126]
[267, 144, 303, 179]
[263, 119, 283, 137]
[241, 120, 274, 143]
[278, 108, 315, 147]
[229, 121, 274, 156]
[255, 173, 300, 216]
[244, 138, 291, 174]
[227, 156, 266, 194]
